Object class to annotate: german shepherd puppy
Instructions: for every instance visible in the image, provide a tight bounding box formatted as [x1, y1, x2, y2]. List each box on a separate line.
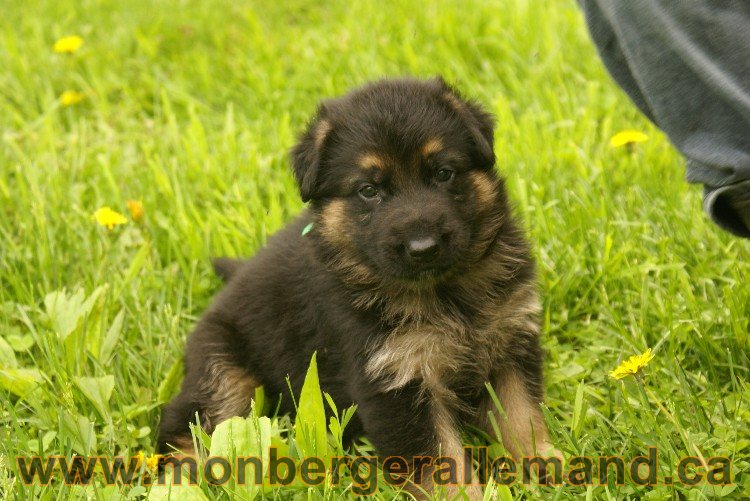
[157, 77, 555, 496]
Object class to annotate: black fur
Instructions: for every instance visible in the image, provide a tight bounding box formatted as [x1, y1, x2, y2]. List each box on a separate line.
[158, 77, 550, 489]
[211, 257, 245, 281]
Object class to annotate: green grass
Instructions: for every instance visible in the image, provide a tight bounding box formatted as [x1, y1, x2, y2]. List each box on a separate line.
[1, 0, 748, 498]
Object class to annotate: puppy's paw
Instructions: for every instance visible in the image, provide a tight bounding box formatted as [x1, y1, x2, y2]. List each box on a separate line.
[535, 442, 564, 485]
[541, 443, 564, 462]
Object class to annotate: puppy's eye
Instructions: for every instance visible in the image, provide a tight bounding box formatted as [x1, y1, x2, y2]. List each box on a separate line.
[435, 168, 454, 182]
[359, 184, 379, 199]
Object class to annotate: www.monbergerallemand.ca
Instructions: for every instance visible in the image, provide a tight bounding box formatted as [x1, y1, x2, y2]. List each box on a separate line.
[15, 447, 731, 495]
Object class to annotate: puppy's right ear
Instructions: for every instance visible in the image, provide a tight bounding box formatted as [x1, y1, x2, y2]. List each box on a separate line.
[431, 76, 496, 169]
[290, 104, 333, 202]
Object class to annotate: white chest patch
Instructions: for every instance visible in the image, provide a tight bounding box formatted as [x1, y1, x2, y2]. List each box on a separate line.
[364, 322, 477, 393]
[364, 285, 541, 394]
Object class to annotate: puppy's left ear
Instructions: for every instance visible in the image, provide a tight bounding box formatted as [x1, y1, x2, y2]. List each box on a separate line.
[290, 103, 333, 202]
[432, 76, 496, 168]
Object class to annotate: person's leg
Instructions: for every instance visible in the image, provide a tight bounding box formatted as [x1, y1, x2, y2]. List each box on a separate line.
[580, 0, 750, 237]
[705, 180, 750, 238]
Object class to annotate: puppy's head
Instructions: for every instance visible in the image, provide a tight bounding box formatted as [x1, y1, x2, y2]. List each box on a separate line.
[292, 77, 509, 284]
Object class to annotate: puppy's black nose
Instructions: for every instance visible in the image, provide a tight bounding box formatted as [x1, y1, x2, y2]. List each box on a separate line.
[407, 236, 439, 262]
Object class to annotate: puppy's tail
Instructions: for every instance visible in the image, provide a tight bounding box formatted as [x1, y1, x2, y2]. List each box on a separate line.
[212, 257, 245, 281]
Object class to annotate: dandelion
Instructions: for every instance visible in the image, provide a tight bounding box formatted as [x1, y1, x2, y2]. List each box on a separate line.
[60, 91, 85, 107]
[126, 200, 144, 223]
[53, 35, 84, 54]
[134, 451, 160, 471]
[609, 130, 648, 148]
[609, 348, 655, 380]
[145, 454, 161, 471]
[93, 207, 128, 230]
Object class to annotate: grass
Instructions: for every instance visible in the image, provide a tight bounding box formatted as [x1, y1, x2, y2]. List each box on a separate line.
[0, 0, 748, 498]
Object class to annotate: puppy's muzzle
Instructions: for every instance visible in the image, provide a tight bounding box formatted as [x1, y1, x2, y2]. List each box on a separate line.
[406, 235, 441, 263]
[392, 222, 453, 270]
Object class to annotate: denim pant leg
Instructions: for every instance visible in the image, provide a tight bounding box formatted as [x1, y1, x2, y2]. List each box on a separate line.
[580, 0, 750, 237]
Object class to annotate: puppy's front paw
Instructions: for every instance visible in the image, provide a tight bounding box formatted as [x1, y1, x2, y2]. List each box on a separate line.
[534, 442, 564, 485]
[540, 443, 564, 462]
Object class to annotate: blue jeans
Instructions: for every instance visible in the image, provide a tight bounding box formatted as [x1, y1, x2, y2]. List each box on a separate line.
[581, 0, 750, 237]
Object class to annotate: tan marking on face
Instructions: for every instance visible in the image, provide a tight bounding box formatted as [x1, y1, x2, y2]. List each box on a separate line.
[319, 199, 349, 246]
[313, 119, 332, 149]
[468, 171, 497, 208]
[421, 137, 444, 157]
[317, 199, 383, 287]
[358, 152, 387, 170]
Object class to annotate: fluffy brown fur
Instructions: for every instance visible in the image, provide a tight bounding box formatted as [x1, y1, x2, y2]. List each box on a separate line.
[157, 77, 556, 498]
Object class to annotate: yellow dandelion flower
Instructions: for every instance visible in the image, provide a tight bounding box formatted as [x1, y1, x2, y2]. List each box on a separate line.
[609, 348, 655, 380]
[126, 200, 144, 223]
[93, 206, 128, 230]
[60, 91, 85, 107]
[53, 35, 84, 54]
[145, 454, 161, 471]
[609, 130, 648, 148]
